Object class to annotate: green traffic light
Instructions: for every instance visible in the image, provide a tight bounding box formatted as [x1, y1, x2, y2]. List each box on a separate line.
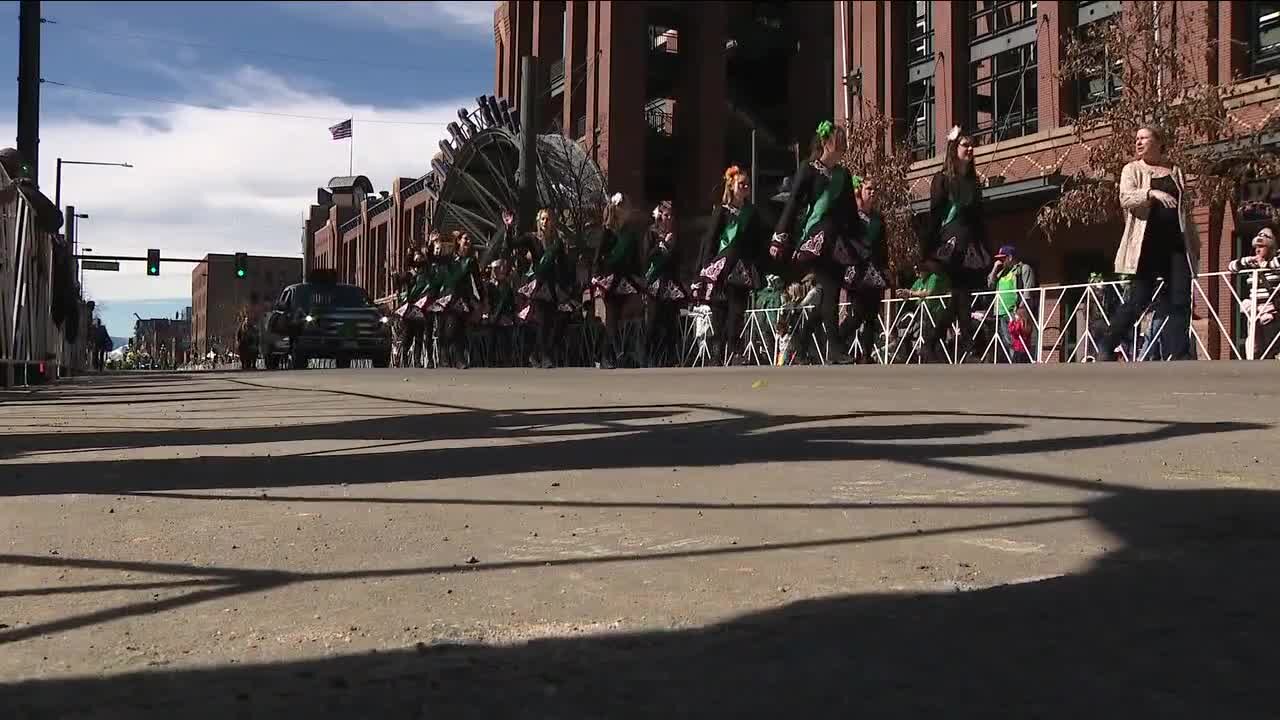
[148, 266, 158, 275]
[236, 269, 245, 277]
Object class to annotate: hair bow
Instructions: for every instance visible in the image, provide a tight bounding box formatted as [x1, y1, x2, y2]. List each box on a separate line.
[816, 120, 834, 139]
[849, 174, 863, 191]
[947, 125, 962, 142]
[609, 192, 624, 206]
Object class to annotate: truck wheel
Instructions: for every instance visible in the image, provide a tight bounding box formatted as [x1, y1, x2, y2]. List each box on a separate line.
[373, 353, 391, 369]
[290, 349, 308, 370]
[264, 355, 279, 371]
[336, 358, 352, 369]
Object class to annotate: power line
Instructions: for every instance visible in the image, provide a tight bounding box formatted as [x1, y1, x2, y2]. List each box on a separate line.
[41, 79, 454, 126]
[40, 16, 479, 76]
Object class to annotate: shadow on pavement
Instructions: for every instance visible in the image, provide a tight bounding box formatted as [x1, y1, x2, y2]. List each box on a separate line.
[5, 486, 1278, 718]
[3, 376, 1278, 717]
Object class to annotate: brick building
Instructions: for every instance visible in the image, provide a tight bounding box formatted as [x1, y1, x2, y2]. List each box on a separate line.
[493, 0, 1280, 358]
[494, 1, 834, 233]
[191, 254, 302, 357]
[835, 0, 1280, 358]
[304, 1, 1279, 358]
[304, 174, 433, 307]
[133, 316, 191, 369]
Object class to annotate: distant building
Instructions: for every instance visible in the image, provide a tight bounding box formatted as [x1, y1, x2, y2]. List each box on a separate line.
[133, 317, 192, 369]
[304, 175, 426, 306]
[191, 254, 302, 357]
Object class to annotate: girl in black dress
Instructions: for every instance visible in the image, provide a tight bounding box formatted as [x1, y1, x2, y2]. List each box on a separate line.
[643, 200, 686, 366]
[920, 126, 991, 363]
[847, 177, 890, 363]
[769, 122, 863, 364]
[694, 166, 770, 365]
[516, 208, 574, 368]
[428, 231, 482, 369]
[591, 194, 646, 369]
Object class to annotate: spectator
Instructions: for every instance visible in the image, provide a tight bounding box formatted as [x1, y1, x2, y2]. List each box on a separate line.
[1229, 224, 1280, 359]
[92, 319, 111, 372]
[894, 259, 951, 362]
[987, 244, 1037, 362]
[1099, 125, 1199, 361]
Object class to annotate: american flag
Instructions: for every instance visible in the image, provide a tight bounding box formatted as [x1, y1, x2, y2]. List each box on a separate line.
[329, 119, 353, 140]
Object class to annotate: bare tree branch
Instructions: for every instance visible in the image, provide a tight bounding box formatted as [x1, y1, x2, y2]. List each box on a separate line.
[1036, 2, 1280, 237]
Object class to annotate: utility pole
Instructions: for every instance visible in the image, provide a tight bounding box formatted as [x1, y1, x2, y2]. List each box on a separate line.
[517, 55, 539, 235]
[17, 0, 41, 185]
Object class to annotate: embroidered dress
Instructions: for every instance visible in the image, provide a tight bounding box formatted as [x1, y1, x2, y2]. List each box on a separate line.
[591, 226, 645, 300]
[693, 204, 765, 303]
[428, 257, 481, 315]
[644, 231, 687, 302]
[516, 234, 576, 322]
[926, 172, 991, 291]
[772, 161, 863, 287]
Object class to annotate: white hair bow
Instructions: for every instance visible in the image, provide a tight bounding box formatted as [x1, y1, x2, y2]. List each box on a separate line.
[609, 192, 624, 206]
[947, 125, 962, 142]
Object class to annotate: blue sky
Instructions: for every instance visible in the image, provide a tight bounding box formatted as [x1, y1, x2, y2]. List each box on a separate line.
[2, 1, 495, 337]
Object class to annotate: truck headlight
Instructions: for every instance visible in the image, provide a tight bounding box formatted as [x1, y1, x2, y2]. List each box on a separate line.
[304, 315, 315, 324]
[379, 316, 389, 324]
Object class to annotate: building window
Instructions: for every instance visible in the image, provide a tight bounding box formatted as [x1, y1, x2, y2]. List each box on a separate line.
[908, 1, 933, 64]
[1075, 21, 1123, 113]
[906, 77, 935, 161]
[970, 0, 1038, 42]
[1253, 1, 1280, 76]
[970, 43, 1039, 144]
[905, 1, 936, 160]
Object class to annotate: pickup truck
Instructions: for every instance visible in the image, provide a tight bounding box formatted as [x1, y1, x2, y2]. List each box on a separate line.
[262, 279, 392, 369]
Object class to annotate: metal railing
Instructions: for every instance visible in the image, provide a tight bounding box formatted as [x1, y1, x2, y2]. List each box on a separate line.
[2, 168, 89, 385]
[697, 270, 1280, 367]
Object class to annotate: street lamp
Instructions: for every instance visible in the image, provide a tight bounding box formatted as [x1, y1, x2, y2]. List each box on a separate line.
[55, 158, 134, 211]
[71, 212, 89, 288]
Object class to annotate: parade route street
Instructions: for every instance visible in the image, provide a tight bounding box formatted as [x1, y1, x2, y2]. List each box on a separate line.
[2, 363, 1278, 718]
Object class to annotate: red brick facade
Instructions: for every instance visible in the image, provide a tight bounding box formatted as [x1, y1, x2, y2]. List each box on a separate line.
[838, 0, 1280, 359]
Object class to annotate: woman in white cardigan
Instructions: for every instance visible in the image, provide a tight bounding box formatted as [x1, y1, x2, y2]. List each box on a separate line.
[1099, 126, 1201, 361]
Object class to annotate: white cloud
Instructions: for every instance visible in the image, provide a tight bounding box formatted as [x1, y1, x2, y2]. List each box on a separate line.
[284, 1, 497, 35]
[4, 65, 462, 302]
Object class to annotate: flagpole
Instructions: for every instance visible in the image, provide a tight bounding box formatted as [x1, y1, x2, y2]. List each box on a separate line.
[348, 122, 354, 175]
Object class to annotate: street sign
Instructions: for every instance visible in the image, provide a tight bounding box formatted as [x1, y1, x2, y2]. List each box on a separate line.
[82, 260, 120, 272]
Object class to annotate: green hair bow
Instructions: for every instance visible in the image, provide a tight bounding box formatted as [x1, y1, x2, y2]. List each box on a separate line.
[849, 174, 863, 191]
[816, 120, 834, 139]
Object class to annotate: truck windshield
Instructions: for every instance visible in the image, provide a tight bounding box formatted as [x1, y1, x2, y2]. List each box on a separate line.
[300, 285, 370, 309]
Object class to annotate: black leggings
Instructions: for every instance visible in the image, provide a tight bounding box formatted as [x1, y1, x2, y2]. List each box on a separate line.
[712, 287, 749, 362]
[645, 300, 681, 366]
[399, 314, 425, 367]
[535, 301, 565, 364]
[797, 270, 842, 359]
[597, 295, 628, 365]
[924, 287, 976, 352]
[438, 311, 467, 366]
[844, 286, 882, 360]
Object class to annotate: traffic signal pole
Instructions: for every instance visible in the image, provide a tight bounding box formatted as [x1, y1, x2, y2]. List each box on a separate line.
[72, 254, 212, 263]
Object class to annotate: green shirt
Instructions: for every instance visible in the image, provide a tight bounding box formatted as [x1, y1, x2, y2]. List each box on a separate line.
[911, 272, 950, 315]
[994, 267, 1020, 317]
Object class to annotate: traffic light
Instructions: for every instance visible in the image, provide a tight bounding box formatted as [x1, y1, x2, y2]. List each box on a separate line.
[234, 252, 248, 279]
[146, 249, 160, 276]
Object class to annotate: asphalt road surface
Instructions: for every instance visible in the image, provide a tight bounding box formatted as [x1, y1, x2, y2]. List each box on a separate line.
[2, 363, 1278, 718]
